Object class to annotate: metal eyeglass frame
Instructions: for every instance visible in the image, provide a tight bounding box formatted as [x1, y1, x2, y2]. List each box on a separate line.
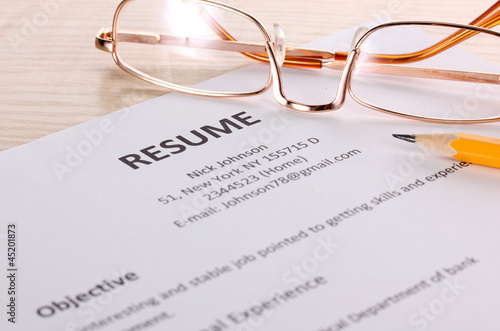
[96, 0, 500, 124]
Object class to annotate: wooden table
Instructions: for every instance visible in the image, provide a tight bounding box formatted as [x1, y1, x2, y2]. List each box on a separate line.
[0, 0, 494, 151]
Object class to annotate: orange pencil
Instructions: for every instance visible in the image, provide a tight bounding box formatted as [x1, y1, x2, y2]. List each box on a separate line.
[393, 133, 500, 169]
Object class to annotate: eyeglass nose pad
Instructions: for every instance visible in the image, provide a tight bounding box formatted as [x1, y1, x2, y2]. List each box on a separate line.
[350, 26, 368, 50]
[273, 23, 286, 67]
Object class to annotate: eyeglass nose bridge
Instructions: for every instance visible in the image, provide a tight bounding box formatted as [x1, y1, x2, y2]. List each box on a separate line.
[266, 32, 360, 113]
[273, 23, 286, 67]
[351, 26, 369, 50]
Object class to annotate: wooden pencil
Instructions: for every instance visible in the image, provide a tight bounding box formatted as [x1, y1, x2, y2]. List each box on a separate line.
[393, 133, 500, 169]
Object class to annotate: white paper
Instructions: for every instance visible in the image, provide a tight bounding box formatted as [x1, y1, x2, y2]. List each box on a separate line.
[2, 25, 500, 331]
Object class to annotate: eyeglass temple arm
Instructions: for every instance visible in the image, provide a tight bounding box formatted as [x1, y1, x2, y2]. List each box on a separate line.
[362, 0, 500, 65]
[95, 1, 500, 66]
[368, 0, 500, 63]
[95, 28, 500, 85]
[195, 3, 500, 85]
[95, 5, 335, 69]
[469, 0, 500, 29]
[95, 27, 339, 68]
[199, 0, 500, 65]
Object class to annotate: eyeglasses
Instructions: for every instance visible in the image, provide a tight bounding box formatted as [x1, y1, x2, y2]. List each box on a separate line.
[96, 0, 500, 123]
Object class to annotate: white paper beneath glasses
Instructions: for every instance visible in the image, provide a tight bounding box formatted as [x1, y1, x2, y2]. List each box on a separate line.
[1, 24, 500, 331]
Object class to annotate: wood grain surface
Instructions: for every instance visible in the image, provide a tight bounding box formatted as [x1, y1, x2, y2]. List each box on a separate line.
[0, 0, 494, 151]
